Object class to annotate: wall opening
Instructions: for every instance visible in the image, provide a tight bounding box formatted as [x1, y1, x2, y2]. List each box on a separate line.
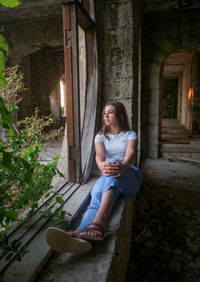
[162, 78, 178, 119]
[60, 76, 66, 117]
[159, 48, 200, 159]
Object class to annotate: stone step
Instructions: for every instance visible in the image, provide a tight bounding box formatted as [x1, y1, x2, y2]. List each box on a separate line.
[161, 151, 200, 160]
[161, 142, 200, 151]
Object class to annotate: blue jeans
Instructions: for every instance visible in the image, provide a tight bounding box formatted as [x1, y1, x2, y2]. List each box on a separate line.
[78, 160, 143, 230]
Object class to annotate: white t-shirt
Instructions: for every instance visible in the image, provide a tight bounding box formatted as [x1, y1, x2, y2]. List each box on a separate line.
[94, 130, 137, 162]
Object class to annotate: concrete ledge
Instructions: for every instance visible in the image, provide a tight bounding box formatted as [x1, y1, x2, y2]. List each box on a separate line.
[39, 196, 135, 282]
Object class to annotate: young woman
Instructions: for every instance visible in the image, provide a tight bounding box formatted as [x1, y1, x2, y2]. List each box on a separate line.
[46, 102, 143, 255]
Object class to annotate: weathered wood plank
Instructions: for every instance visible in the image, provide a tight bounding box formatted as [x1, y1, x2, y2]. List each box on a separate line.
[0, 182, 78, 274]
[70, 2, 82, 183]
[0, 179, 68, 243]
[63, 5, 73, 147]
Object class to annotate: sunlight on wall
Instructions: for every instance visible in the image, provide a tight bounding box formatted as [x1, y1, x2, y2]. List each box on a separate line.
[188, 87, 194, 101]
[60, 79, 65, 116]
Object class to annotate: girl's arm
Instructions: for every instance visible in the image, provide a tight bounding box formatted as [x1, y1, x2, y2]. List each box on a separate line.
[95, 142, 113, 176]
[112, 139, 137, 178]
[122, 139, 137, 167]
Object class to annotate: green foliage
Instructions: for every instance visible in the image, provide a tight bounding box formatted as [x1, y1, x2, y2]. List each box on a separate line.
[17, 107, 64, 143]
[0, 50, 6, 85]
[0, 0, 21, 8]
[0, 65, 25, 107]
[0, 101, 65, 261]
[0, 96, 65, 261]
[0, 0, 66, 262]
[0, 96, 15, 136]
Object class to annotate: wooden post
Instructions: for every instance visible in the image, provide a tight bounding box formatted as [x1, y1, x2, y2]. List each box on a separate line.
[63, 2, 82, 183]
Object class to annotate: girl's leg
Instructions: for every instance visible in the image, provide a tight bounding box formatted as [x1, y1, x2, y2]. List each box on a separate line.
[116, 166, 143, 197]
[77, 174, 106, 231]
[77, 174, 120, 232]
[85, 188, 115, 237]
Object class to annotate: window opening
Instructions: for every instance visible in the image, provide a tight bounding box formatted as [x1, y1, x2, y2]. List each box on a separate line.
[78, 26, 87, 132]
[162, 78, 178, 119]
[60, 77, 66, 117]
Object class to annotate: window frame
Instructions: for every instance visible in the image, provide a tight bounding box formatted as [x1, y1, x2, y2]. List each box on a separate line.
[62, 0, 96, 183]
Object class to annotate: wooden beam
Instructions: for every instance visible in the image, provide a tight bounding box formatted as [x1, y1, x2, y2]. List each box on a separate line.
[62, 0, 95, 30]
[70, 3, 82, 183]
[63, 5, 73, 147]
[63, 2, 82, 183]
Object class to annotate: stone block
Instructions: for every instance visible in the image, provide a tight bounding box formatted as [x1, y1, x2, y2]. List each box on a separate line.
[104, 77, 133, 99]
[102, 1, 133, 30]
[190, 152, 200, 160]
[104, 49, 133, 79]
[103, 28, 133, 51]
[190, 141, 200, 149]
[149, 74, 160, 89]
[148, 102, 159, 116]
[147, 149, 158, 159]
[180, 24, 191, 48]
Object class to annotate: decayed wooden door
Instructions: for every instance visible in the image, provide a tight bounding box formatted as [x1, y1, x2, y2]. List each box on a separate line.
[62, 0, 96, 183]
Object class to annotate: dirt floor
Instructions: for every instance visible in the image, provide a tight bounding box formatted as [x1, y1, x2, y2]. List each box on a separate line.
[126, 158, 200, 282]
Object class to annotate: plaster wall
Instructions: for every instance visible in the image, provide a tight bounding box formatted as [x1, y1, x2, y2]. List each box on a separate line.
[142, 8, 200, 158]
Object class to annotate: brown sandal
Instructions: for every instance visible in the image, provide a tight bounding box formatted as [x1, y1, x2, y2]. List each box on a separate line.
[67, 231, 81, 239]
[80, 222, 108, 241]
[45, 227, 92, 255]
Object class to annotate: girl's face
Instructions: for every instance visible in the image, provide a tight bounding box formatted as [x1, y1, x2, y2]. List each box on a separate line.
[103, 105, 119, 127]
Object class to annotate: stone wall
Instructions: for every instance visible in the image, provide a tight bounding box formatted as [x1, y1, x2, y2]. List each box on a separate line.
[142, 8, 200, 158]
[3, 15, 63, 65]
[96, 0, 138, 130]
[2, 12, 64, 123]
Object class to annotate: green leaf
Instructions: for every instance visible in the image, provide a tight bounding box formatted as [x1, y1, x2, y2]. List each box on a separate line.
[0, 0, 21, 8]
[56, 196, 65, 205]
[44, 192, 51, 198]
[0, 74, 6, 85]
[0, 97, 14, 135]
[0, 50, 5, 74]
[5, 209, 18, 220]
[0, 34, 8, 54]
[1, 151, 12, 168]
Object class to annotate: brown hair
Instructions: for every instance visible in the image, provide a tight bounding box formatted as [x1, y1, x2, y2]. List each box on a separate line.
[99, 102, 130, 138]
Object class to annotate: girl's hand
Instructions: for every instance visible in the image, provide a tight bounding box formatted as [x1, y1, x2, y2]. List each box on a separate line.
[99, 161, 115, 177]
[111, 161, 129, 178]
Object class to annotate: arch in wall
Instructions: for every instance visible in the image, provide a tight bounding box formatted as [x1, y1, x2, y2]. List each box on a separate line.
[158, 48, 200, 158]
[142, 9, 200, 158]
[5, 15, 63, 66]
[18, 46, 65, 125]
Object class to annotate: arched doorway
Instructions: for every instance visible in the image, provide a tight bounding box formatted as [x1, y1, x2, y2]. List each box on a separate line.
[159, 48, 200, 159]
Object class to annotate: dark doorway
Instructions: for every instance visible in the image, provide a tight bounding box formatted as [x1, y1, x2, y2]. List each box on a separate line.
[159, 49, 200, 159]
